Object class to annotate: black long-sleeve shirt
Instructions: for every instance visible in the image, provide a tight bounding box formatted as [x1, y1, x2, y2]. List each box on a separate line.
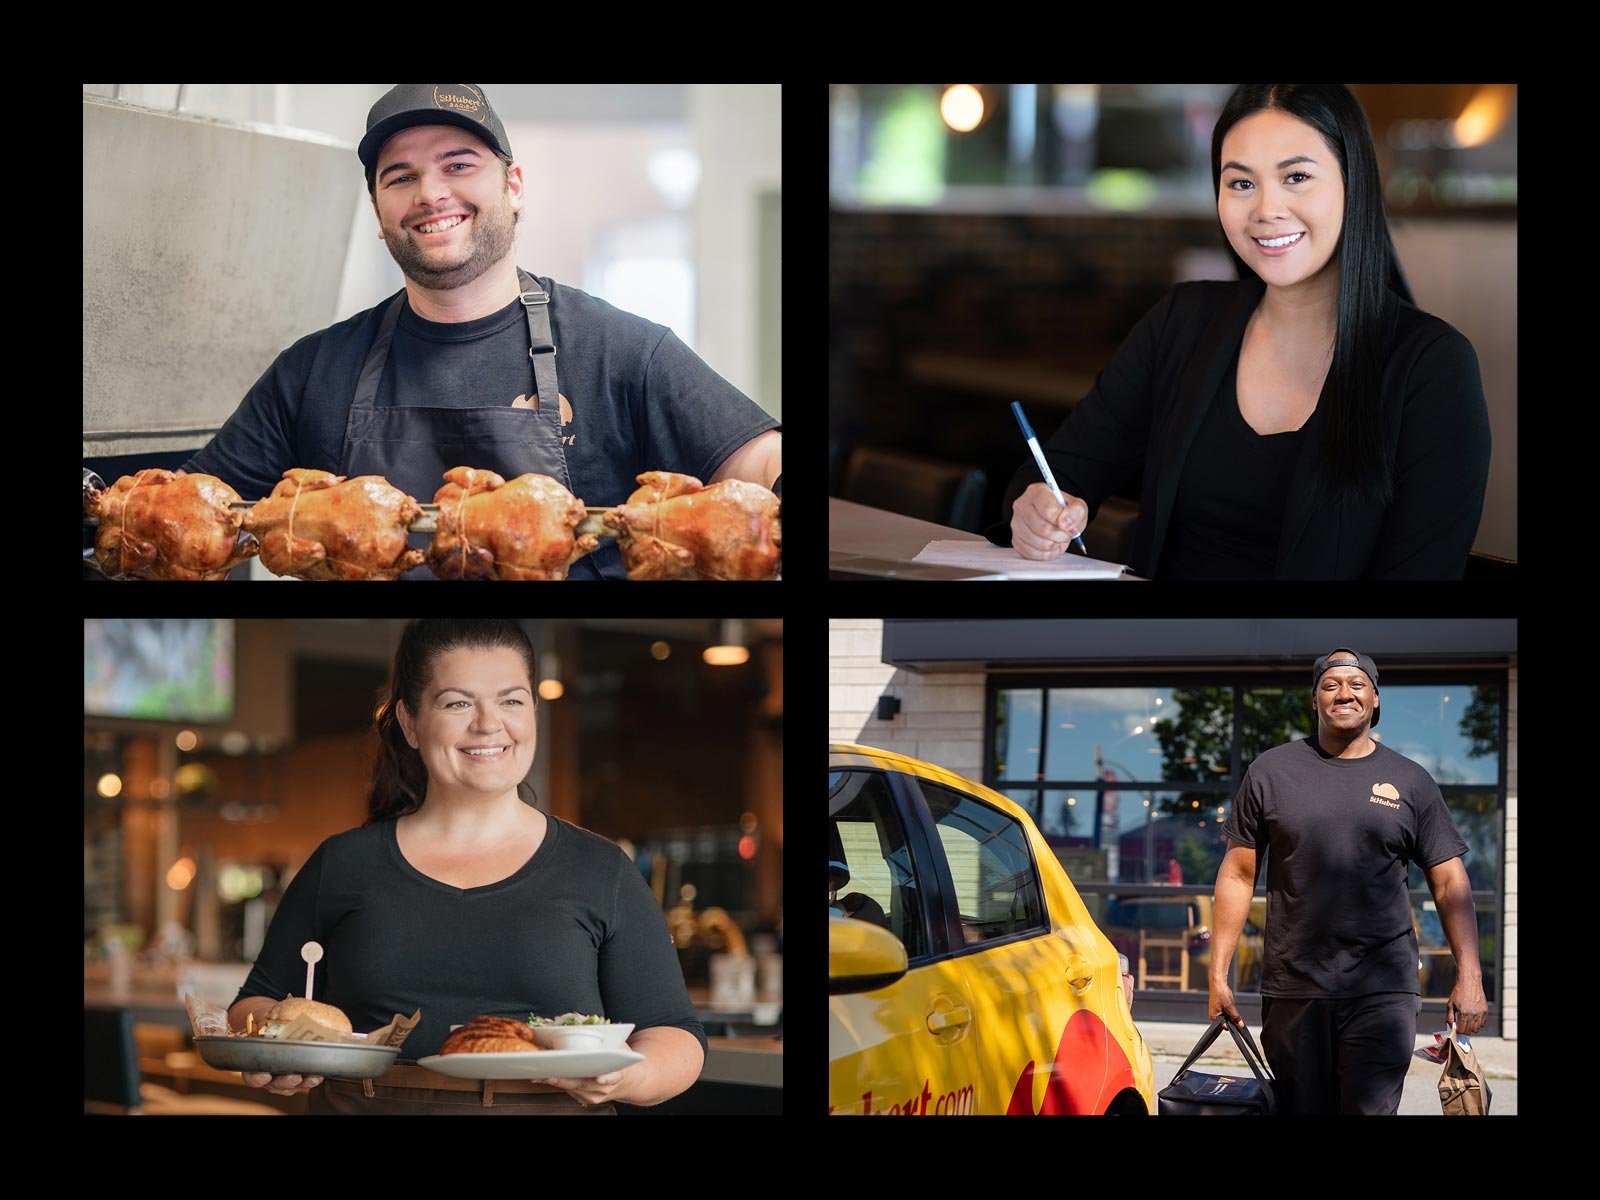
[233, 816, 705, 1062]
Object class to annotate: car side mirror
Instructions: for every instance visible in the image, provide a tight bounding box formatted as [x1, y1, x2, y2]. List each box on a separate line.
[829, 914, 909, 994]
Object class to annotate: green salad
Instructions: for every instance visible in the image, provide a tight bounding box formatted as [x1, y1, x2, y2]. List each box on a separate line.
[528, 1012, 611, 1026]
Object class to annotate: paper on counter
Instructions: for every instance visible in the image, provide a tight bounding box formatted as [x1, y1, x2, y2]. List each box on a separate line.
[911, 540, 1128, 579]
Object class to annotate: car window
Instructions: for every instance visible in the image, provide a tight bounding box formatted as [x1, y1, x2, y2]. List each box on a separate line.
[919, 780, 1046, 946]
[828, 770, 928, 958]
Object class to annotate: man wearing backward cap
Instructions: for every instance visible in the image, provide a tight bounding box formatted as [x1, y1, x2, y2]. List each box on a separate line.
[1206, 649, 1487, 1115]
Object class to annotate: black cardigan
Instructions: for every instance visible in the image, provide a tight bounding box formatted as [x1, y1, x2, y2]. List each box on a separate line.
[986, 276, 1492, 580]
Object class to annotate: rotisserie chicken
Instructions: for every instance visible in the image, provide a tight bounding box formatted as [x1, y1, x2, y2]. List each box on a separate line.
[426, 466, 598, 580]
[602, 471, 781, 580]
[84, 469, 258, 580]
[244, 469, 425, 581]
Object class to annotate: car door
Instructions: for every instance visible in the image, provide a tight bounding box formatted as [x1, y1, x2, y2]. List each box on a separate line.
[912, 777, 1113, 1114]
[828, 767, 982, 1115]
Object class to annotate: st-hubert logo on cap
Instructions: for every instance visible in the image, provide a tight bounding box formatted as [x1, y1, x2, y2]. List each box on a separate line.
[433, 85, 485, 119]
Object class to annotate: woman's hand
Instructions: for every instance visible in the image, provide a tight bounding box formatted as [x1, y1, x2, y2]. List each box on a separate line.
[1010, 482, 1088, 561]
[241, 1071, 324, 1097]
[532, 1059, 648, 1108]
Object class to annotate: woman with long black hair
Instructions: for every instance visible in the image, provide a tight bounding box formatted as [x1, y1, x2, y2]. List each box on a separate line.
[997, 84, 1492, 579]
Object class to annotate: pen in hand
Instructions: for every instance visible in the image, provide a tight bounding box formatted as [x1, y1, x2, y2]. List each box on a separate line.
[1010, 401, 1090, 556]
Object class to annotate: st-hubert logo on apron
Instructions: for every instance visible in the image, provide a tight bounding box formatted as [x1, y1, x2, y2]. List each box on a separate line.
[433, 85, 486, 119]
[511, 393, 575, 444]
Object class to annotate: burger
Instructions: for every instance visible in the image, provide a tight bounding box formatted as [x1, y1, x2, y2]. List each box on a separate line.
[259, 996, 354, 1039]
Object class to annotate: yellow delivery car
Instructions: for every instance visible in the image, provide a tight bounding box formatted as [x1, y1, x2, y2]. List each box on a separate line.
[829, 744, 1156, 1115]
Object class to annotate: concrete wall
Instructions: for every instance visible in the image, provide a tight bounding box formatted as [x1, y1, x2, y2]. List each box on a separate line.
[690, 84, 783, 419]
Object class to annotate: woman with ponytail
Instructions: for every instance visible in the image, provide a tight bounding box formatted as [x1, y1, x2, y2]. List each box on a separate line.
[226, 618, 705, 1113]
[996, 83, 1492, 579]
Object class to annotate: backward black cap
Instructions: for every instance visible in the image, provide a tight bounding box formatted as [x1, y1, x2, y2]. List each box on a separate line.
[1311, 650, 1381, 727]
[358, 84, 512, 178]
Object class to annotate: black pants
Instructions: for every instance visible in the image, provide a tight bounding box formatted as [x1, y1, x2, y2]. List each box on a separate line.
[1260, 992, 1417, 1115]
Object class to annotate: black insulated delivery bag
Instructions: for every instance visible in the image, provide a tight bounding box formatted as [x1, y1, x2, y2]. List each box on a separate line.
[1158, 1014, 1277, 1115]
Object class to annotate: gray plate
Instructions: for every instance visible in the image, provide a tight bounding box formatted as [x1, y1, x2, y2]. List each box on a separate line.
[194, 1036, 401, 1078]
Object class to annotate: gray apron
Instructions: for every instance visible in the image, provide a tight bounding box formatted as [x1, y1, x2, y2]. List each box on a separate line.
[338, 268, 609, 580]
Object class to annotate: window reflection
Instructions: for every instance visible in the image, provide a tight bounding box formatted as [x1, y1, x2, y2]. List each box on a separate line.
[1375, 685, 1500, 785]
[994, 689, 1042, 781]
[1049, 687, 1233, 785]
[1407, 792, 1500, 892]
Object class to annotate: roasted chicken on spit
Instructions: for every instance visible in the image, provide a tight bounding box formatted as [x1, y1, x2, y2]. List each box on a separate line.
[84, 469, 257, 580]
[244, 469, 426, 581]
[425, 466, 599, 580]
[603, 471, 781, 580]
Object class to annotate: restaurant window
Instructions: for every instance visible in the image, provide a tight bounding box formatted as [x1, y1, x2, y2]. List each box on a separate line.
[987, 671, 1507, 1018]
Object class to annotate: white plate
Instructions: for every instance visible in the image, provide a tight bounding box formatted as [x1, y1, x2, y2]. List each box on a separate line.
[417, 1047, 644, 1080]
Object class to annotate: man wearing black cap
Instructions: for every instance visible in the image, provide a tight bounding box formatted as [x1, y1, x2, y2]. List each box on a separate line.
[1205, 649, 1488, 1114]
[184, 84, 781, 579]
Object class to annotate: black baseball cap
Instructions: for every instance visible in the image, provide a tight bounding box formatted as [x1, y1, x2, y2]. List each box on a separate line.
[358, 84, 512, 180]
[1311, 650, 1381, 727]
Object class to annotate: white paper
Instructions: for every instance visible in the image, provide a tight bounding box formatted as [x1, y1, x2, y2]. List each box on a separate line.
[911, 540, 1128, 580]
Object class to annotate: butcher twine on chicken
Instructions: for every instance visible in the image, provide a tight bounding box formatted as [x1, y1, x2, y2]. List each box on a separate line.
[426, 466, 599, 581]
[603, 471, 781, 580]
[245, 469, 425, 581]
[85, 469, 258, 581]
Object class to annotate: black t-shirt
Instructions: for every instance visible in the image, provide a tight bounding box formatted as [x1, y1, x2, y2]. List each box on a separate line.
[184, 274, 779, 578]
[1157, 346, 1308, 580]
[1222, 737, 1469, 998]
[232, 815, 706, 1061]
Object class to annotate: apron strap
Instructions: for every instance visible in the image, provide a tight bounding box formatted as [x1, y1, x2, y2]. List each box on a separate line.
[351, 291, 407, 414]
[518, 268, 562, 431]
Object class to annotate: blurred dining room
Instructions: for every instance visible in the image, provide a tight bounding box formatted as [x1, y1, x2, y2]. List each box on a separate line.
[828, 83, 1517, 579]
[84, 617, 781, 1114]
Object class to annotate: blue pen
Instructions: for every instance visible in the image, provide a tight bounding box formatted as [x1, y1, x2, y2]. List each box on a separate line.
[1010, 401, 1089, 556]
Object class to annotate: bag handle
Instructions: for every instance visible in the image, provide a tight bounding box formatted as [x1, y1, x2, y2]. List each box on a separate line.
[1174, 1013, 1276, 1087]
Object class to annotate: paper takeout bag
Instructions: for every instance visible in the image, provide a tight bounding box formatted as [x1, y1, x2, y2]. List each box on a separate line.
[1437, 1029, 1491, 1115]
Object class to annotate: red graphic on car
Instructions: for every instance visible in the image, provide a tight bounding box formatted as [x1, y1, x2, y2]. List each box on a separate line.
[1005, 1009, 1137, 1115]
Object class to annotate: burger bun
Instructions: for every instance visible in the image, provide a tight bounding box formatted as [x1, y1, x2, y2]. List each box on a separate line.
[263, 997, 353, 1036]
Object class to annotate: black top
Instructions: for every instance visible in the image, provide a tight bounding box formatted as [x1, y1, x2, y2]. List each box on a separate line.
[232, 816, 706, 1061]
[986, 276, 1492, 579]
[1157, 344, 1308, 580]
[184, 274, 779, 576]
[1221, 737, 1469, 998]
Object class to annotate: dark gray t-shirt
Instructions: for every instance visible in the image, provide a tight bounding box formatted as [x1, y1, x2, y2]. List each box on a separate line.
[233, 815, 705, 1061]
[184, 274, 779, 579]
[1222, 737, 1469, 998]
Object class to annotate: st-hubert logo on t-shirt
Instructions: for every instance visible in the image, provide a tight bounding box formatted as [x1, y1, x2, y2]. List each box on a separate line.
[1369, 782, 1402, 810]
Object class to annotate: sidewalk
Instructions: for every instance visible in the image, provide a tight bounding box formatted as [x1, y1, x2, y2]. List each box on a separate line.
[1136, 1020, 1517, 1080]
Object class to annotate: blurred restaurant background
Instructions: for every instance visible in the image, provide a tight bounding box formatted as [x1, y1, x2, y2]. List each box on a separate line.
[84, 617, 782, 1114]
[828, 83, 1517, 564]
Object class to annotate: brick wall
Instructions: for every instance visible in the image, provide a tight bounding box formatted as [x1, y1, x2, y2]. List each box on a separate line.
[828, 619, 986, 778]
